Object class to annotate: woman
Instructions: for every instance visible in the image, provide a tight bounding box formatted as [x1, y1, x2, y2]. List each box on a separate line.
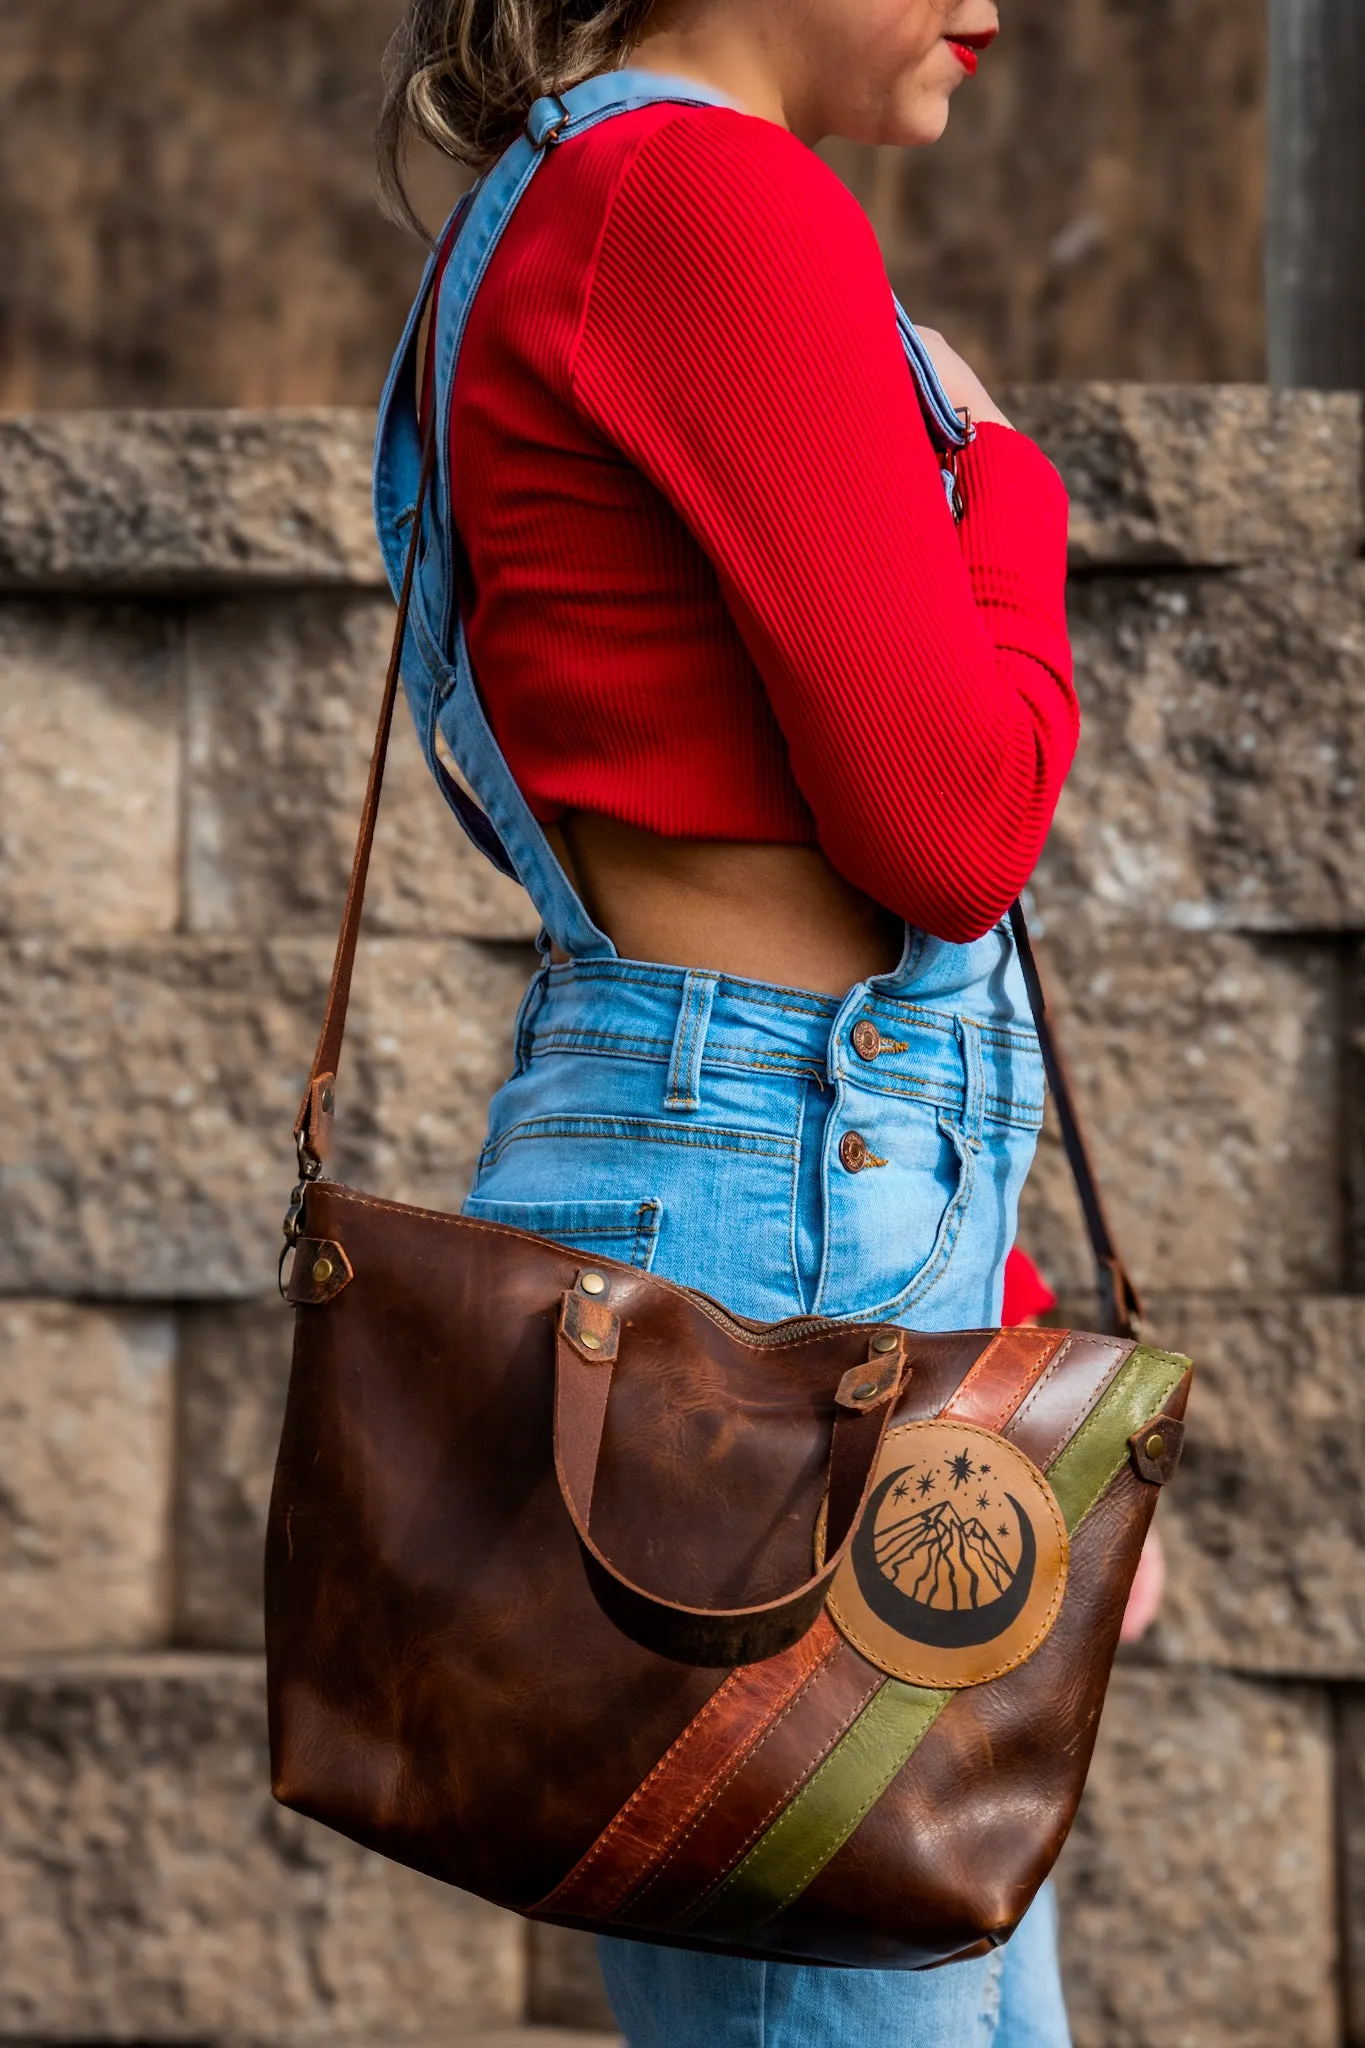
[375, 1, 1079, 2041]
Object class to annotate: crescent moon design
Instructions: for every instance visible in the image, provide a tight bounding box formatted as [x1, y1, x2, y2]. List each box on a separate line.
[851, 1468, 1038, 1651]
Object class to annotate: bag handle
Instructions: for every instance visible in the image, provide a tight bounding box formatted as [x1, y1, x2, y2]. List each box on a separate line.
[288, 417, 1142, 1341]
[553, 1290, 909, 1666]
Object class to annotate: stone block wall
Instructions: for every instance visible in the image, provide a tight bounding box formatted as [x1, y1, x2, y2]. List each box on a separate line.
[1, 388, 1362, 2045]
[1, 0, 1267, 412]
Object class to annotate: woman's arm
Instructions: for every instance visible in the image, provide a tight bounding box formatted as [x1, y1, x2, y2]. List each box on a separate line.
[569, 109, 1077, 944]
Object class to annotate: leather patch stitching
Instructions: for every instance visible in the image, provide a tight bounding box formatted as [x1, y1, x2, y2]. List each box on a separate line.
[665, 1664, 889, 1928]
[1005, 1334, 1131, 1468]
[941, 1327, 1066, 1433]
[542, 1630, 840, 1912]
[823, 1420, 1071, 1690]
[679, 1682, 951, 1938]
[627, 1656, 876, 1919]
[772, 1690, 952, 1908]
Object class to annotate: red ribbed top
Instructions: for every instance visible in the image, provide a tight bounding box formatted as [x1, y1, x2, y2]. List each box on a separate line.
[448, 103, 1077, 942]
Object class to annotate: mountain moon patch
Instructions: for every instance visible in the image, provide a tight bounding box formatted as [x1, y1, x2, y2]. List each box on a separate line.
[824, 1419, 1069, 1689]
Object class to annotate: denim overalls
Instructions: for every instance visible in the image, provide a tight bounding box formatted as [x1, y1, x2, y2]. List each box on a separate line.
[374, 69, 1068, 2048]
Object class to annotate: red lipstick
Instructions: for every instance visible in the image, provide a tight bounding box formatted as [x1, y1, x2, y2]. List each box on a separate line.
[945, 31, 997, 76]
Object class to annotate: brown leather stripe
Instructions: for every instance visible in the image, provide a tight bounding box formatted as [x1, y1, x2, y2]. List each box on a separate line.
[533, 1615, 842, 1922]
[1004, 1332, 1134, 1472]
[620, 1639, 886, 1931]
[939, 1326, 1067, 1433]
[540, 1327, 1134, 1935]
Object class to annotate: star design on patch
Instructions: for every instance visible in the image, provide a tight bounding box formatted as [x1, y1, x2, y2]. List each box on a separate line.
[947, 1450, 977, 1490]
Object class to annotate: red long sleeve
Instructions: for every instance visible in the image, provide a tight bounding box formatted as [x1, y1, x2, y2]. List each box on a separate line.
[451, 103, 1077, 942]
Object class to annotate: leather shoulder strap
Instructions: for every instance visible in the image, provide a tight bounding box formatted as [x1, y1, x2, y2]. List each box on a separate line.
[292, 415, 437, 1172]
[1009, 902, 1143, 1339]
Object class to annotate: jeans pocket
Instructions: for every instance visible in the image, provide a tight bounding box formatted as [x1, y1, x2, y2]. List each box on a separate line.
[461, 1193, 663, 1272]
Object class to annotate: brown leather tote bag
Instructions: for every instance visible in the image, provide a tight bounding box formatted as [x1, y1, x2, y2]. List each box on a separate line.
[266, 449, 1193, 1972]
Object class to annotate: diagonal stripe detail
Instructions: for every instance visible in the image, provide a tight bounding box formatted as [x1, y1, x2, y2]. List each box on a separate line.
[1046, 1347, 1190, 1532]
[677, 1343, 1192, 1943]
[940, 1325, 1067, 1432]
[531, 1614, 842, 1920]
[676, 1680, 951, 1936]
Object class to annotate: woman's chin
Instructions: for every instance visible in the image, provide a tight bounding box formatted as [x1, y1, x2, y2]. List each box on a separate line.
[882, 96, 953, 150]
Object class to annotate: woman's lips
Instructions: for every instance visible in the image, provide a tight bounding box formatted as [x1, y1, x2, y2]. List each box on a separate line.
[944, 32, 996, 76]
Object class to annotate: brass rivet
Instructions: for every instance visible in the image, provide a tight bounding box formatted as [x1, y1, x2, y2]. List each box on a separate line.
[871, 1332, 899, 1354]
[851, 1020, 883, 1062]
[839, 1131, 870, 1173]
[580, 1272, 607, 1297]
[579, 1329, 604, 1352]
[1145, 1432, 1166, 1460]
[852, 1381, 879, 1402]
[320, 1086, 334, 1115]
[311, 1256, 334, 1285]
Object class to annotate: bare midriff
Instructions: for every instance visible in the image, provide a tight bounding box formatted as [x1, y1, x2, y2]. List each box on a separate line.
[545, 814, 904, 999]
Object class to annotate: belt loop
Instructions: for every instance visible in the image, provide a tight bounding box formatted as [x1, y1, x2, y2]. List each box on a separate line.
[956, 1015, 986, 1148]
[665, 971, 719, 1114]
[512, 962, 550, 1075]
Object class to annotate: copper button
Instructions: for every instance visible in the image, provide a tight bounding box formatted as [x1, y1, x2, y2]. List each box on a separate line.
[851, 1020, 883, 1062]
[839, 1131, 871, 1173]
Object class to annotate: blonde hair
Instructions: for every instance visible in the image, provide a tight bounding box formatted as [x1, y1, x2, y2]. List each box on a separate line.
[378, 0, 657, 231]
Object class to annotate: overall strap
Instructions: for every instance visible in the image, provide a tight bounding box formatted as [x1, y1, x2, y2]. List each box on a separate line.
[325, 73, 1141, 1337]
[292, 427, 1143, 1341]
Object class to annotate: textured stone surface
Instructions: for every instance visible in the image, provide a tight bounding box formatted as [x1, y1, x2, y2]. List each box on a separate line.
[176, 1298, 294, 1650]
[1054, 1667, 1337, 2048]
[1009, 386, 1363, 568]
[527, 1926, 617, 2034]
[185, 592, 539, 940]
[0, 1656, 523, 2039]
[0, 600, 181, 936]
[1339, 1691, 1365, 2048]
[1034, 562, 1365, 933]
[0, 935, 533, 1299]
[0, 411, 382, 591]
[0, 1302, 175, 1654]
[6, 392, 1359, 603]
[3, 0, 1267, 409]
[0, 0, 455, 413]
[1015, 930, 1342, 1298]
[1050, 1296, 1365, 1677]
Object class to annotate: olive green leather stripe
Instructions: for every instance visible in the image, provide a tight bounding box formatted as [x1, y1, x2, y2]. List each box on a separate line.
[678, 1343, 1190, 1944]
[677, 1680, 951, 1938]
[1046, 1346, 1190, 1533]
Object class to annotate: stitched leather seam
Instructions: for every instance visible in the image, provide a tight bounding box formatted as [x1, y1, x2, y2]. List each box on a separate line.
[542, 1630, 839, 1912]
[1007, 1339, 1129, 1467]
[667, 1667, 886, 1927]
[943, 1330, 1063, 1430]
[316, 1192, 931, 1357]
[765, 1694, 952, 1915]
[828, 1515, 1069, 1687]
[609, 1651, 844, 1914]
[546, 1672, 748, 1893]
[625, 1653, 842, 1896]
